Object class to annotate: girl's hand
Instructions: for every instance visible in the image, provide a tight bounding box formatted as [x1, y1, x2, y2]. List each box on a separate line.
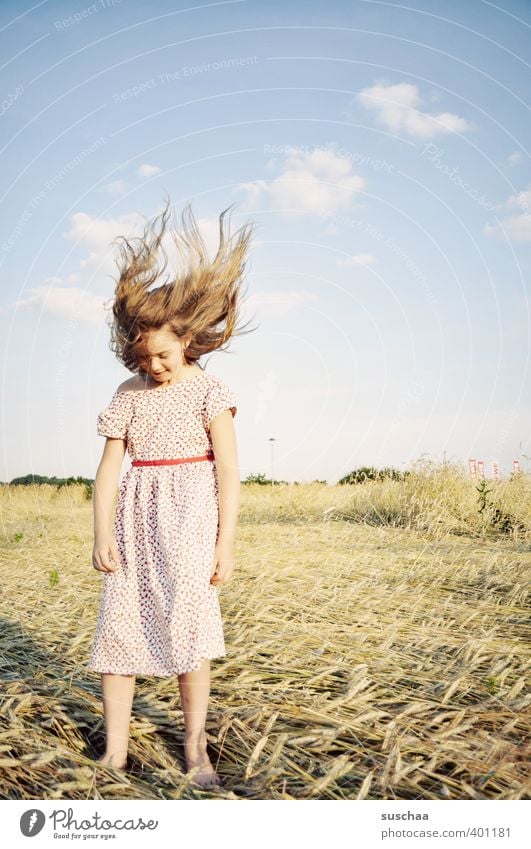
[210, 540, 235, 585]
[92, 535, 122, 574]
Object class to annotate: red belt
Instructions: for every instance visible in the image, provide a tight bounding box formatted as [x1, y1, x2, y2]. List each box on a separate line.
[132, 452, 214, 467]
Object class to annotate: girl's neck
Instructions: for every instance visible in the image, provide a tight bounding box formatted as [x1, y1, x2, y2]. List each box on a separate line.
[141, 366, 203, 389]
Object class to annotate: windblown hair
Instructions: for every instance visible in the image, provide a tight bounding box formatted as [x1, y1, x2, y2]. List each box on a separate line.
[106, 196, 257, 374]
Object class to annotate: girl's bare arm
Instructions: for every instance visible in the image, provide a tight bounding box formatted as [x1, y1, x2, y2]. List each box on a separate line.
[93, 438, 126, 540]
[210, 411, 240, 542]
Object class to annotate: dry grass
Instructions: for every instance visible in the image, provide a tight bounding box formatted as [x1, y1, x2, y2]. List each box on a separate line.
[0, 468, 529, 800]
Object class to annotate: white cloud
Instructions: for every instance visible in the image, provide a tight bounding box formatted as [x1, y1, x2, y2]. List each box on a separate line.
[484, 215, 531, 241]
[63, 210, 144, 276]
[322, 219, 339, 236]
[42, 275, 63, 286]
[240, 178, 269, 205]
[240, 147, 364, 216]
[337, 253, 376, 267]
[8, 283, 107, 323]
[105, 180, 129, 194]
[504, 187, 531, 212]
[137, 163, 161, 178]
[244, 289, 318, 317]
[505, 151, 524, 167]
[485, 183, 531, 241]
[64, 211, 141, 250]
[79, 251, 103, 270]
[357, 82, 472, 139]
[64, 206, 241, 280]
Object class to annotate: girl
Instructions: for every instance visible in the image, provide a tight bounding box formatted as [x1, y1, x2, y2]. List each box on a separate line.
[88, 198, 255, 789]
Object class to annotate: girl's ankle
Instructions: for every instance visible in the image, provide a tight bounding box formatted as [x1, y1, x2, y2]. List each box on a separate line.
[99, 750, 128, 763]
[184, 730, 207, 745]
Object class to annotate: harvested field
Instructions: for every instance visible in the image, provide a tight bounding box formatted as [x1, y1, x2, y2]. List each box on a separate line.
[1, 471, 529, 799]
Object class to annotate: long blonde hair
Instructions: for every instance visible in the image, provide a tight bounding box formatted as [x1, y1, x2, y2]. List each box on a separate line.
[107, 196, 257, 373]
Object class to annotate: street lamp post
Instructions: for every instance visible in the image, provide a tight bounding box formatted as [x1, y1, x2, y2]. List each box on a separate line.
[268, 437, 276, 486]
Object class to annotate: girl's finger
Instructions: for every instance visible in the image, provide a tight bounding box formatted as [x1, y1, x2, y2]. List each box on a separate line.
[93, 554, 104, 572]
[109, 543, 122, 568]
[99, 551, 115, 573]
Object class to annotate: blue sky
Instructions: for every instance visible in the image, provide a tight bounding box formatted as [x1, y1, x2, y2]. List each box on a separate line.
[1, 0, 530, 484]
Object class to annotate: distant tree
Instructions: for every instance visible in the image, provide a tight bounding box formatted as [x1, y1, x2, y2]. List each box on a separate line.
[242, 473, 290, 486]
[338, 466, 405, 484]
[10, 474, 59, 486]
[9, 474, 94, 491]
[243, 472, 271, 485]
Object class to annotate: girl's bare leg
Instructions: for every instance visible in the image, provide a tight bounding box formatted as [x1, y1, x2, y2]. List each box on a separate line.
[178, 658, 221, 788]
[97, 673, 135, 768]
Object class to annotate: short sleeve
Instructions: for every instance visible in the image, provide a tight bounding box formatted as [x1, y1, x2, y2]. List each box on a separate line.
[97, 391, 133, 439]
[202, 379, 237, 430]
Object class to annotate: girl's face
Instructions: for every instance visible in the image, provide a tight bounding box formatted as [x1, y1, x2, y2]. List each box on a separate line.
[136, 329, 190, 381]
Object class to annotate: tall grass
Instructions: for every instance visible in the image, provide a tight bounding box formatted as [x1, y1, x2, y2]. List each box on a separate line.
[0, 466, 529, 799]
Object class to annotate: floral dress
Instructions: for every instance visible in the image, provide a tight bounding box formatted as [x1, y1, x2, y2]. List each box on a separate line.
[88, 371, 237, 677]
